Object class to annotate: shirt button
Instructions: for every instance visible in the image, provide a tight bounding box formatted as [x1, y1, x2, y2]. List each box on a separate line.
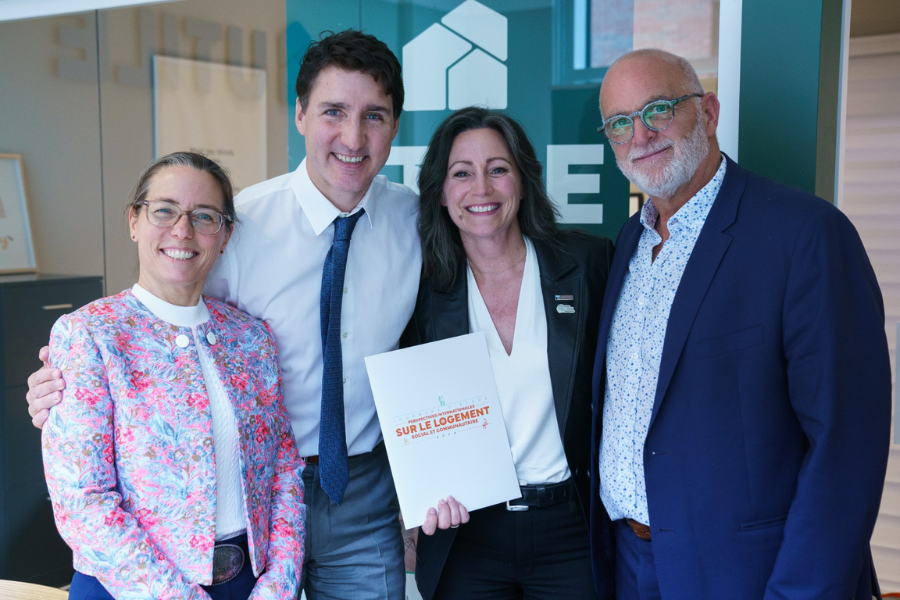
[632, 352, 640, 362]
[638, 296, 646, 307]
[343, 287, 349, 294]
[175, 334, 190, 348]
[206, 332, 217, 345]
[342, 378, 347, 384]
[342, 332, 348, 338]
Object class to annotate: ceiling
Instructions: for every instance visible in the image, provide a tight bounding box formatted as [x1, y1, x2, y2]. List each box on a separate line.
[0, 0, 179, 22]
[1, 0, 897, 38]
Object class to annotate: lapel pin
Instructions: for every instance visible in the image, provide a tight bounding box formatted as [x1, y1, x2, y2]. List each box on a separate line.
[555, 295, 574, 301]
[556, 304, 575, 314]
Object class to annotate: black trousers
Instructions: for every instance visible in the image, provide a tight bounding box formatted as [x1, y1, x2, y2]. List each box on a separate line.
[433, 497, 598, 600]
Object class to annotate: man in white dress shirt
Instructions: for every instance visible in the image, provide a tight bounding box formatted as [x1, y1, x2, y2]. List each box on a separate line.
[28, 30, 421, 599]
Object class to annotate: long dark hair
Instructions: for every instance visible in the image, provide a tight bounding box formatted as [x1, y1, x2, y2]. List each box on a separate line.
[417, 107, 560, 289]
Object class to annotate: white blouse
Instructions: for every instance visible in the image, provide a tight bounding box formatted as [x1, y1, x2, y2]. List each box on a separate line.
[467, 237, 571, 486]
[132, 284, 246, 540]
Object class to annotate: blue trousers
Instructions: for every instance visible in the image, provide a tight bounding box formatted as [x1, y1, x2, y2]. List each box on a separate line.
[614, 519, 662, 600]
[300, 442, 405, 600]
[68, 533, 257, 600]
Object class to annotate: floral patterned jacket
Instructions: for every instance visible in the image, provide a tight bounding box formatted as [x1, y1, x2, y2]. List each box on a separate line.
[42, 290, 305, 600]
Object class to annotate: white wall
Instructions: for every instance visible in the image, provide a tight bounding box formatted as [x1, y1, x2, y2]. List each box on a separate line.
[0, 14, 106, 277]
[841, 32, 900, 593]
[0, 0, 288, 294]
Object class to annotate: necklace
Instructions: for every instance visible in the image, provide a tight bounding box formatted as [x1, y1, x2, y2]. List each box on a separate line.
[468, 245, 526, 278]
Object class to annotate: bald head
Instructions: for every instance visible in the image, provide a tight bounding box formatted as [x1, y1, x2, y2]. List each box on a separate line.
[600, 49, 703, 121]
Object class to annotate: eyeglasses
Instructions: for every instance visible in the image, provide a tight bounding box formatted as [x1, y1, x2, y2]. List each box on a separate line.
[136, 200, 231, 235]
[598, 93, 703, 145]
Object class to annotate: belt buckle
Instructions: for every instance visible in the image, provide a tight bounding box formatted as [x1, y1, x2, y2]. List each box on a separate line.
[211, 543, 245, 585]
[506, 500, 529, 512]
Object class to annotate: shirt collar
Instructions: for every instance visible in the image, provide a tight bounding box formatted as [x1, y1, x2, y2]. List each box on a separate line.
[640, 156, 727, 236]
[291, 158, 376, 237]
[132, 283, 209, 327]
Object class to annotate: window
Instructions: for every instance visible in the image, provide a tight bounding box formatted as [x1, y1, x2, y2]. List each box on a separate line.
[554, 0, 719, 85]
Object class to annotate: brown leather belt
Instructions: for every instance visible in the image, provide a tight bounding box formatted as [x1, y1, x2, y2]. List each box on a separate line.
[626, 518, 652, 541]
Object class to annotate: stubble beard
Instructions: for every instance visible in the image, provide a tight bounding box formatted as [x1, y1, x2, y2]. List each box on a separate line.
[616, 114, 709, 200]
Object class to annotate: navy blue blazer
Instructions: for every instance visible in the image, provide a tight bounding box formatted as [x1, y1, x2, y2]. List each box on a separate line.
[589, 156, 891, 599]
[404, 232, 616, 600]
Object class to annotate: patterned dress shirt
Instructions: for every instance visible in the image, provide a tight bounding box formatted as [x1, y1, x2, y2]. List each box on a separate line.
[599, 158, 726, 525]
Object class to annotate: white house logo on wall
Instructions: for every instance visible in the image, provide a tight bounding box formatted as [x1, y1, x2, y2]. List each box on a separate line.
[402, 0, 507, 110]
[386, 0, 608, 227]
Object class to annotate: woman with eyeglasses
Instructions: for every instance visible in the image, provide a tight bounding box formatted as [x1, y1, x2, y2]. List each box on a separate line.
[403, 107, 614, 600]
[41, 152, 305, 600]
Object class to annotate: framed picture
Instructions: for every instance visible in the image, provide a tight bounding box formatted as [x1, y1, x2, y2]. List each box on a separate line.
[0, 154, 38, 274]
[154, 56, 267, 195]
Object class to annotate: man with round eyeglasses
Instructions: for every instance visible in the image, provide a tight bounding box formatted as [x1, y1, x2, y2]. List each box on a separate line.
[598, 93, 703, 145]
[589, 48, 891, 600]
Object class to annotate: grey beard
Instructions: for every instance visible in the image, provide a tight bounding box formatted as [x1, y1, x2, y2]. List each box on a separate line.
[617, 119, 709, 199]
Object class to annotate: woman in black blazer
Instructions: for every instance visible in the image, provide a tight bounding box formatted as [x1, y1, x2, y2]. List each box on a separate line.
[402, 107, 614, 600]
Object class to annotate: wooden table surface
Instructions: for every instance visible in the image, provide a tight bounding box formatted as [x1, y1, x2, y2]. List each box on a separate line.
[0, 580, 68, 599]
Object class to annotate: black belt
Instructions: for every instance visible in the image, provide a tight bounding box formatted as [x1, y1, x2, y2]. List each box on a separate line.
[303, 453, 367, 465]
[506, 479, 576, 511]
[303, 441, 384, 466]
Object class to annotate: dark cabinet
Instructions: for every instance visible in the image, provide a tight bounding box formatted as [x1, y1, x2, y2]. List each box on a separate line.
[0, 273, 103, 586]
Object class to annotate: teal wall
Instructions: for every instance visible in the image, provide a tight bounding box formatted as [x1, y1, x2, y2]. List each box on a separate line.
[287, 0, 846, 227]
[739, 0, 843, 202]
[285, 0, 630, 239]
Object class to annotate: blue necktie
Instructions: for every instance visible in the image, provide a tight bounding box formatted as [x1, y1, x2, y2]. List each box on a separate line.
[319, 209, 364, 505]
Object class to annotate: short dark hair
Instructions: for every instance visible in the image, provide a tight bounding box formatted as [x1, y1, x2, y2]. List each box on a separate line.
[417, 107, 560, 288]
[128, 152, 236, 230]
[295, 30, 404, 120]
